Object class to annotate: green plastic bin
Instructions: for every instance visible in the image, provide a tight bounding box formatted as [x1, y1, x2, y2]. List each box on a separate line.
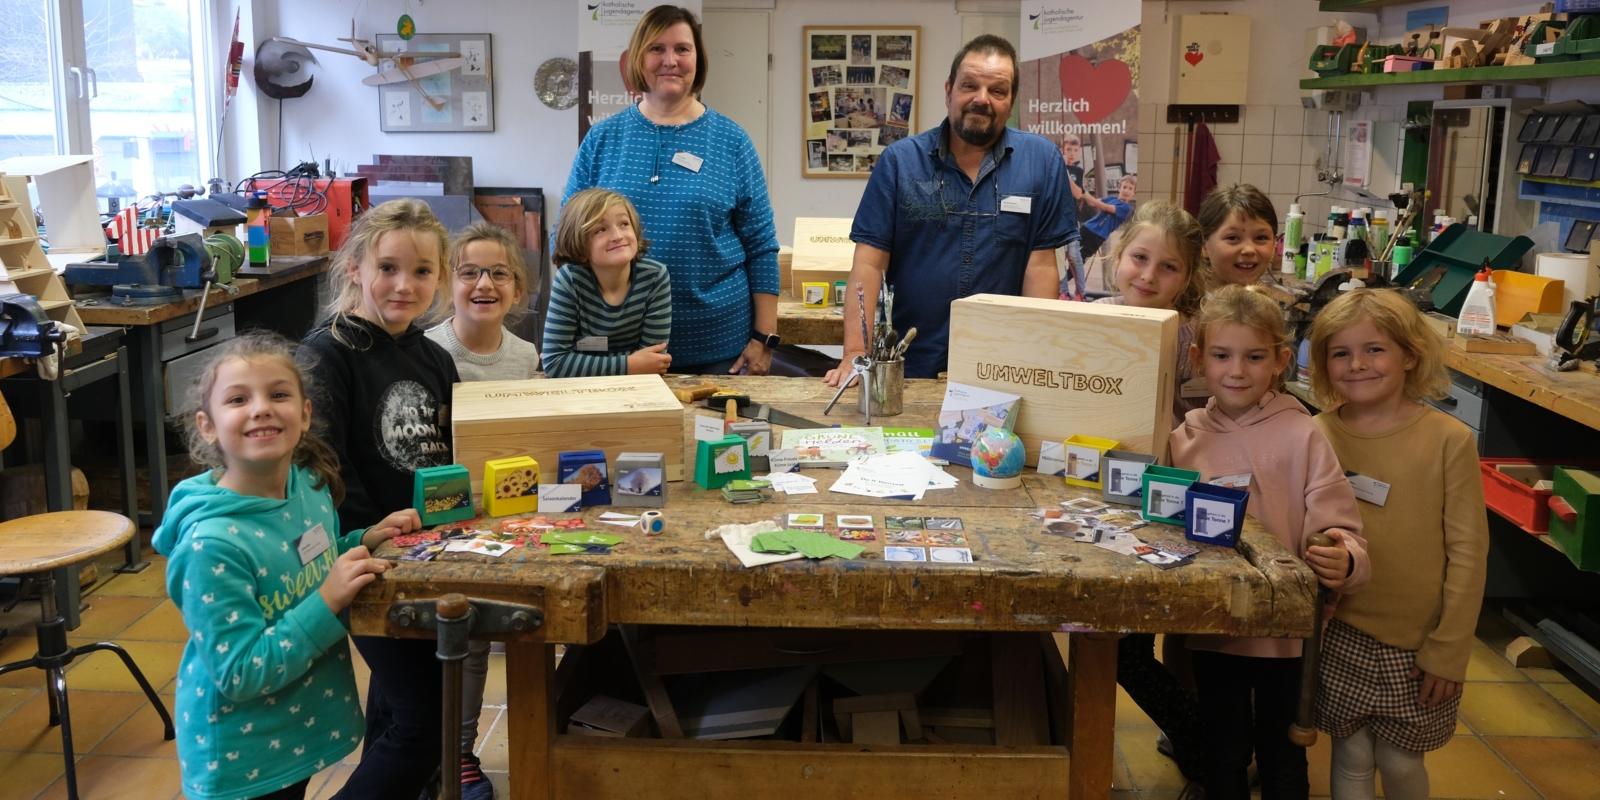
[1549, 467, 1600, 572]
[1393, 225, 1533, 317]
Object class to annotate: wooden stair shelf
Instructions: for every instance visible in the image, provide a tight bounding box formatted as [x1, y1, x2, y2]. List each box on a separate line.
[0, 172, 86, 338]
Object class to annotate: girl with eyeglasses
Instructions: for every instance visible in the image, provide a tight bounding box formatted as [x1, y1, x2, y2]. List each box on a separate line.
[425, 223, 542, 383]
[421, 222, 539, 799]
[542, 188, 673, 377]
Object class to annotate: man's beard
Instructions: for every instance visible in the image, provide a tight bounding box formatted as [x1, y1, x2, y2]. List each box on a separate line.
[953, 105, 1001, 147]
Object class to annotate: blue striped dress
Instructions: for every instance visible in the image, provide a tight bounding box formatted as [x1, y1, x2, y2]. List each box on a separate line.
[563, 105, 780, 367]
[541, 258, 673, 377]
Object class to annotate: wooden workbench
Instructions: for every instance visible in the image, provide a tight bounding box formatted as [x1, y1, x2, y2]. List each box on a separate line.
[74, 256, 330, 326]
[1444, 348, 1600, 432]
[777, 300, 844, 346]
[348, 375, 1317, 800]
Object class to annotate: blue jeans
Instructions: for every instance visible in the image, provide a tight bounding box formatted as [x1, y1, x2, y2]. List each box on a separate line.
[335, 636, 444, 798]
[675, 356, 740, 376]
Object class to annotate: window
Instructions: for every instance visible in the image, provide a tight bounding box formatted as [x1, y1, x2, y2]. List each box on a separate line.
[0, 0, 213, 212]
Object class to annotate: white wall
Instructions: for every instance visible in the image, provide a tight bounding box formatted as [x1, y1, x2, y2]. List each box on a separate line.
[258, 0, 577, 198]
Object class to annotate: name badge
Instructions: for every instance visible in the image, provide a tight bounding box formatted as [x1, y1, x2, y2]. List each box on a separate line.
[1211, 472, 1252, 490]
[671, 151, 704, 173]
[1000, 195, 1033, 214]
[1347, 472, 1391, 507]
[576, 335, 609, 352]
[296, 523, 332, 566]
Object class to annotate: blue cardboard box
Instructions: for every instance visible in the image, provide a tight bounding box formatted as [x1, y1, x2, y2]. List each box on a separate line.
[557, 450, 611, 507]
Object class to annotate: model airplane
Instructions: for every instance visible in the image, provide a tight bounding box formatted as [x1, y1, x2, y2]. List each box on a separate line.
[272, 21, 463, 88]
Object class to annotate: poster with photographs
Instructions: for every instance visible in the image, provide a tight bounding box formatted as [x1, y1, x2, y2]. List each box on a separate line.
[375, 33, 494, 132]
[803, 26, 919, 179]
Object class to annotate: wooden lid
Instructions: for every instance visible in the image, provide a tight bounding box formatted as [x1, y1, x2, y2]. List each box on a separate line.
[0, 510, 135, 575]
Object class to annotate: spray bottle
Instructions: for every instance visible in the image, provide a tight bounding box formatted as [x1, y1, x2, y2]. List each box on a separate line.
[1282, 203, 1304, 275]
[1369, 209, 1390, 263]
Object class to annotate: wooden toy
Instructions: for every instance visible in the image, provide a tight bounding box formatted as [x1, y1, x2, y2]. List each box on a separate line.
[484, 456, 539, 517]
[413, 464, 474, 525]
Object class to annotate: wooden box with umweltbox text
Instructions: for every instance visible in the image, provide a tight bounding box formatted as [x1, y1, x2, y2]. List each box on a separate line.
[789, 217, 855, 299]
[946, 295, 1178, 466]
[453, 375, 684, 498]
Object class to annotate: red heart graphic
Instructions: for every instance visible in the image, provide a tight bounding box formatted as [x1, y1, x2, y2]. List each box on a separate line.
[1056, 54, 1133, 126]
[1185, 51, 1204, 66]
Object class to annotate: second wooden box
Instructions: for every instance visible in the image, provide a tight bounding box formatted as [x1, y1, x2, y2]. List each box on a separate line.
[946, 294, 1179, 465]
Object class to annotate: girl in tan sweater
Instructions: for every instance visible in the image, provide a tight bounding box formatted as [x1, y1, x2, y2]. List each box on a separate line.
[1309, 289, 1489, 800]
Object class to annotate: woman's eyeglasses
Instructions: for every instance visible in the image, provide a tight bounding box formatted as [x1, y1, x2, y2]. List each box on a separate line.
[456, 266, 516, 285]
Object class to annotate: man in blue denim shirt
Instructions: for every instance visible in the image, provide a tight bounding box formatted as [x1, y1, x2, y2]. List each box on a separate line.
[824, 35, 1077, 382]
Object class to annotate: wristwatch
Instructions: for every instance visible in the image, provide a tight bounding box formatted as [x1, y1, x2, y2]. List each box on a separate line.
[751, 330, 781, 349]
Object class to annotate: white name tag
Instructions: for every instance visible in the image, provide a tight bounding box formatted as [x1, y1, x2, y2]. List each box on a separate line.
[1211, 472, 1252, 490]
[1000, 195, 1033, 214]
[1036, 441, 1066, 477]
[576, 335, 608, 353]
[538, 484, 582, 512]
[694, 414, 726, 443]
[672, 151, 704, 173]
[767, 448, 800, 474]
[1347, 472, 1391, 507]
[296, 523, 331, 566]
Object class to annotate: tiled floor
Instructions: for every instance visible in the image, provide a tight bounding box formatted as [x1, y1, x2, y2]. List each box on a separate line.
[3, 550, 1599, 799]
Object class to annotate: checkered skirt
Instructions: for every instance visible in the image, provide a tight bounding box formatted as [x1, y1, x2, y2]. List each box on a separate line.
[1314, 618, 1459, 752]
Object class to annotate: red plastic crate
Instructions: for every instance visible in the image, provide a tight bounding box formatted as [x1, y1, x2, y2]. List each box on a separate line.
[1481, 458, 1560, 533]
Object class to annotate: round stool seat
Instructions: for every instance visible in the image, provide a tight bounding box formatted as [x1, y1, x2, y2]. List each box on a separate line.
[0, 510, 136, 577]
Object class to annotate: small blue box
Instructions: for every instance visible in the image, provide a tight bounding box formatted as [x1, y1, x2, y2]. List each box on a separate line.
[1184, 482, 1250, 548]
[557, 450, 611, 507]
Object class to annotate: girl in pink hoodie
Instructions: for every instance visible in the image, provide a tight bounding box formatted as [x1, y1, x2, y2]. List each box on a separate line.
[1169, 285, 1370, 800]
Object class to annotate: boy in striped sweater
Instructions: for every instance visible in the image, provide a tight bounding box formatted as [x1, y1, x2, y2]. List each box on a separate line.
[543, 189, 674, 377]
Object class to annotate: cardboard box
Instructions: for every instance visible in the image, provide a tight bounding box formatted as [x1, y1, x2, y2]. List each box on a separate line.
[453, 375, 684, 497]
[413, 464, 474, 525]
[789, 217, 854, 299]
[483, 456, 539, 517]
[946, 295, 1179, 465]
[269, 213, 330, 256]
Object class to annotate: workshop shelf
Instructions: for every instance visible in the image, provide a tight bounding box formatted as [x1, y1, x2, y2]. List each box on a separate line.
[1301, 59, 1600, 89]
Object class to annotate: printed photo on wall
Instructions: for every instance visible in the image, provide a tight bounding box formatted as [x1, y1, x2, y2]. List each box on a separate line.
[803, 25, 919, 179]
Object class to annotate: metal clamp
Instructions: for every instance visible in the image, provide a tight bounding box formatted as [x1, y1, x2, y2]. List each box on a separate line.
[388, 597, 544, 636]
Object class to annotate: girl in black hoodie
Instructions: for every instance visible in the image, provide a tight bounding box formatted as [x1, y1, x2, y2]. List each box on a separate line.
[300, 198, 460, 797]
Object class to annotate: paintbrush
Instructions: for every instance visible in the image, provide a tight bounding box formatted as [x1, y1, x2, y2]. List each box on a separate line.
[891, 327, 917, 361]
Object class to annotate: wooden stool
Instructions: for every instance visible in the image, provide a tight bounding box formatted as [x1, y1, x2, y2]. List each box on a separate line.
[0, 510, 174, 799]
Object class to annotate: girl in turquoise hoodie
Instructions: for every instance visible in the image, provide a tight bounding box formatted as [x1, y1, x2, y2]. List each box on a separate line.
[154, 332, 419, 800]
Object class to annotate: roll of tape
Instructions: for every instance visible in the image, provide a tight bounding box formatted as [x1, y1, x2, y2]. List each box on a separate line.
[640, 510, 665, 536]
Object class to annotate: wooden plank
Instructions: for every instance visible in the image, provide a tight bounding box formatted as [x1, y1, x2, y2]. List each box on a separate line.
[550, 737, 1069, 798]
[991, 633, 1049, 746]
[346, 560, 607, 645]
[640, 627, 962, 675]
[1040, 633, 1071, 744]
[900, 706, 924, 740]
[922, 707, 995, 729]
[506, 641, 556, 800]
[801, 679, 818, 743]
[833, 691, 917, 715]
[777, 300, 844, 346]
[851, 709, 902, 745]
[947, 295, 1179, 463]
[1066, 634, 1118, 800]
[619, 624, 684, 739]
[74, 259, 328, 327]
[1444, 349, 1600, 433]
[453, 375, 686, 492]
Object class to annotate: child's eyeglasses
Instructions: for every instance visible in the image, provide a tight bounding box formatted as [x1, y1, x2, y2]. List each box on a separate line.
[457, 267, 516, 285]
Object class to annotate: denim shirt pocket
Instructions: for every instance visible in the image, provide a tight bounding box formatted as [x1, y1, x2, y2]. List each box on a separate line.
[996, 192, 1037, 243]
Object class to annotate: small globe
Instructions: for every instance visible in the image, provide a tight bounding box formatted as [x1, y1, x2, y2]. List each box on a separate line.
[971, 427, 1026, 490]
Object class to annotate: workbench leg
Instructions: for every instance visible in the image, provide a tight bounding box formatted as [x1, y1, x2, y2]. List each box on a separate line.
[1066, 633, 1117, 800]
[505, 641, 555, 800]
[37, 372, 81, 630]
[112, 348, 147, 573]
[134, 326, 168, 527]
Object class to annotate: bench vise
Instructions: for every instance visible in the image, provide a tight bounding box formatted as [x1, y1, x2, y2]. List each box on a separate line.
[63, 232, 237, 306]
[0, 294, 68, 359]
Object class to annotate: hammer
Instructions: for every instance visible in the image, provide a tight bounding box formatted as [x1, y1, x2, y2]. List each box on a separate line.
[1289, 532, 1334, 747]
